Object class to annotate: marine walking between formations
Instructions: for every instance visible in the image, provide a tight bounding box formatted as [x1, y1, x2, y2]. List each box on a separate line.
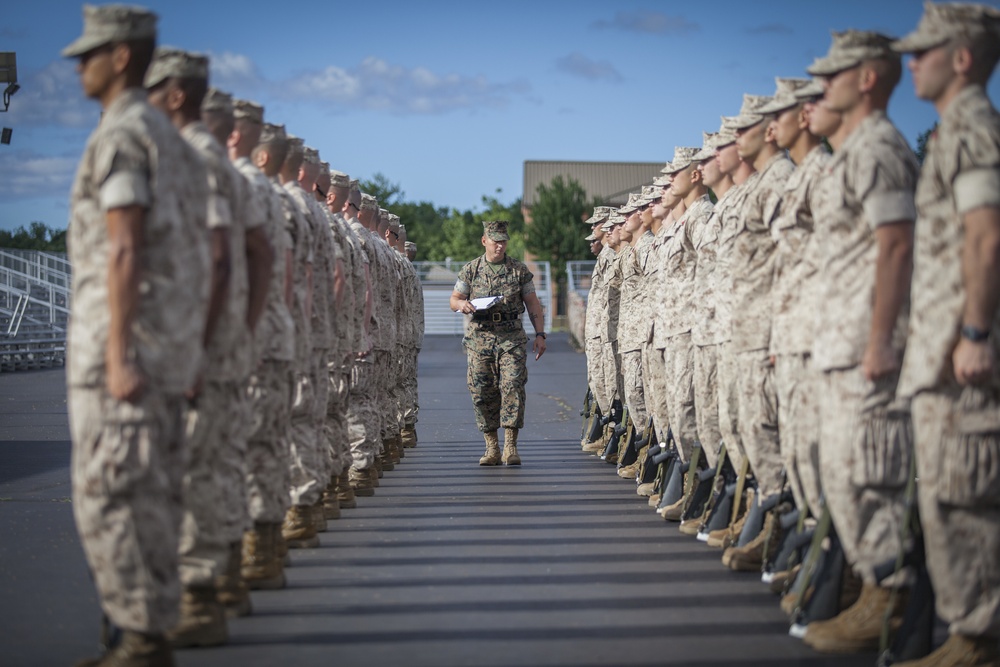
[58, 1, 1000, 666]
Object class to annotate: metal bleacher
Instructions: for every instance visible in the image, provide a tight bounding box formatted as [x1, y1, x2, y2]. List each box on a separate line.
[0, 249, 70, 372]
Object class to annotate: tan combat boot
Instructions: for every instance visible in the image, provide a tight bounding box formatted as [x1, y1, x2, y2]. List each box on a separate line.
[216, 541, 252, 618]
[75, 630, 175, 667]
[322, 476, 342, 520]
[894, 633, 1000, 667]
[502, 427, 521, 466]
[706, 488, 754, 548]
[311, 501, 328, 533]
[479, 430, 501, 466]
[617, 462, 640, 480]
[378, 448, 394, 472]
[282, 504, 319, 549]
[167, 586, 227, 648]
[393, 434, 405, 460]
[374, 455, 384, 478]
[803, 582, 907, 653]
[242, 522, 286, 590]
[337, 469, 357, 509]
[722, 509, 783, 571]
[401, 425, 417, 448]
[349, 466, 375, 497]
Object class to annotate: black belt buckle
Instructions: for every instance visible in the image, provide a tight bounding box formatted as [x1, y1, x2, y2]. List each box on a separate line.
[491, 312, 502, 322]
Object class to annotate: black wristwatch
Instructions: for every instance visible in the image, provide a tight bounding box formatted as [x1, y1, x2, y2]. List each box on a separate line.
[535, 332, 547, 340]
[961, 325, 991, 342]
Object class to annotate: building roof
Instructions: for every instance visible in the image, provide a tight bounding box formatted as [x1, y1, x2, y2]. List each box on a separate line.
[522, 160, 664, 208]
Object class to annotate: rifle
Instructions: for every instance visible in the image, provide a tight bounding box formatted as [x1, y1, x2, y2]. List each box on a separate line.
[616, 415, 639, 468]
[601, 403, 628, 463]
[580, 388, 593, 440]
[697, 445, 738, 541]
[788, 503, 845, 638]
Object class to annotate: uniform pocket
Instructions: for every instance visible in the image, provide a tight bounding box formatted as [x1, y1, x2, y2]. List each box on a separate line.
[937, 387, 1000, 508]
[98, 398, 158, 497]
[850, 392, 913, 491]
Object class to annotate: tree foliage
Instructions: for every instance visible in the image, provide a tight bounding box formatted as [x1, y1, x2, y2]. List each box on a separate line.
[526, 175, 600, 279]
[0, 222, 67, 252]
[915, 124, 937, 165]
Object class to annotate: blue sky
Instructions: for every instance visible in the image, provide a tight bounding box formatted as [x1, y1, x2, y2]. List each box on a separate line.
[2, 0, 999, 231]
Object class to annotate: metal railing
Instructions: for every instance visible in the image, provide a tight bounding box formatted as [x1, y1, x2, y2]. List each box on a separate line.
[413, 259, 553, 336]
[566, 260, 597, 299]
[0, 250, 71, 332]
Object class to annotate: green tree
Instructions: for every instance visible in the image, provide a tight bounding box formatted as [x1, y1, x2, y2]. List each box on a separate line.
[915, 124, 937, 165]
[527, 174, 598, 278]
[359, 172, 404, 208]
[0, 222, 67, 252]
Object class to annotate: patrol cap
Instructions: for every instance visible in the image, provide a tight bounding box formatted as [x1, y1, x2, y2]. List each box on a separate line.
[62, 4, 157, 58]
[330, 170, 350, 188]
[404, 241, 417, 251]
[619, 192, 645, 214]
[201, 87, 233, 114]
[303, 147, 320, 165]
[349, 179, 360, 192]
[378, 207, 389, 219]
[758, 78, 813, 115]
[602, 212, 626, 232]
[585, 231, 598, 241]
[711, 117, 739, 148]
[794, 79, 826, 101]
[725, 94, 774, 131]
[233, 98, 264, 123]
[387, 214, 401, 229]
[360, 193, 378, 211]
[807, 30, 898, 77]
[144, 46, 208, 89]
[584, 207, 610, 226]
[483, 220, 510, 241]
[259, 122, 286, 144]
[286, 135, 304, 152]
[662, 146, 702, 175]
[640, 185, 662, 204]
[317, 162, 330, 178]
[692, 132, 718, 162]
[893, 1, 1000, 53]
[652, 173, 672, 187]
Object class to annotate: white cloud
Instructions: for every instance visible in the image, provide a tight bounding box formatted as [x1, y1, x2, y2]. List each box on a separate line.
[206, 51, 266, 94]
[5, 60, 100, 129]
[592, 11, 700, 35]
[0, 151, 78, 199]
[555, 53, 623, 83]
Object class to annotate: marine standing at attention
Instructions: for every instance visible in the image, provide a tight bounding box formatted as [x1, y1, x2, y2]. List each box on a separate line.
[450, 221, 547, 466]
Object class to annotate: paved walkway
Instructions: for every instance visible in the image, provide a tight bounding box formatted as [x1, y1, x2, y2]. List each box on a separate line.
[0, 334, 872, 666]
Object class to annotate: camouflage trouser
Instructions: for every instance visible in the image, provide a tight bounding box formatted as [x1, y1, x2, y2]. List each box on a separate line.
[586, 337, 609, 414]
[70, 386, 185, 633]
[693, 343, 722, 469]
[774, 353, 822, 516]
[621, 349, 648, 429]
[644, 340, 670, 445]
[288, 361, 322, 507]
[179, 379, 249, 586]
[246, 361, 292, 523]
[735, 351, 783, 498]
[347, 357, 379, 469]
[399, 346, 420, 427]
[374, 349, 396, 446]
[464, 326, 528, 432]
[601, 339, 619, 408]
[326, 362, 351, 480]
[913, 388, 1000, 637]
[663, 333, 697, 462]
[819, 367, 908, 585]
[311, 350, 332, 488]
[716, 340, 745, 473]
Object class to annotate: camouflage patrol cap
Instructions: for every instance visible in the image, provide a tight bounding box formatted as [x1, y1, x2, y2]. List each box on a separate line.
[807, 30, 898, 77]
[759, 78, 813, 115]
[584, 206, 610, 225]
[387, 214, 400, 229]
[303, 147, 320, 165]
[619, 192, 645, 215]
[405, 241, 417, 251]
[710, 117, 739, 148]
[317, 162, 330, 178]
[692, 132, 718, 162]
[201, 87, 233, 114]
[585, 231, 598, 241]
[483, 220, 510, 241]
[662, 147, 702, 175]
[640, 185, 662, 204]
[652, 173, 672, 187]
[330, 170, 350, 188]
[893, 1, 1000, 53]
[601, 212, 626, 232]
[233, 98, 264, 123]
[62, 4, 157, 58]
[259, 122, 286, 144]
[794, 79, 826, 101]
[286, 136, 304, 157]
[349, 179, 360, 192]
[144, 46, 208, 89]
[360, 193, 378, 211]
[726, 94, 774, 131]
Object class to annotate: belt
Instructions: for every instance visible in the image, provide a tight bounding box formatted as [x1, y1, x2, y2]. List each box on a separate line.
[472, 311, 520, 324]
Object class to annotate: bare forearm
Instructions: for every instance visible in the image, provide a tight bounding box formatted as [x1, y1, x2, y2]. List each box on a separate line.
[107, 226, 140, 363]
[962, 208, 1000, 329]
[333, 259, 346, 310]
[870, 225, 913, 346]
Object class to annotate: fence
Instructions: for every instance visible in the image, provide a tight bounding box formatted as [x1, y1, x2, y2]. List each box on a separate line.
[413, 259, 553, 335]
[0, 249, 71, 371]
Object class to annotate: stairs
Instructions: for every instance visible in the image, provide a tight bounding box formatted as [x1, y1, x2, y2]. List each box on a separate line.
[0, 250, 69, 372]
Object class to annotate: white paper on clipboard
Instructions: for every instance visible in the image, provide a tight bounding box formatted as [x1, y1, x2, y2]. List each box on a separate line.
[469, 296, 502, 310]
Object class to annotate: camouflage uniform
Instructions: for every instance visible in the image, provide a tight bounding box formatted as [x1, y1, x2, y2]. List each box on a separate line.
[898, 84, 1000, 637]
[399, 251, 424, 432]
[770, 144, 831, 515]
[68, 88, 210, 633]
[327, 211, 361, 480]
[455, 255, 536, 432]
[593, 245, 618, 415]
[618, 243, 648, 428]
[346, 219, 380, 470]
[812, 111, 918, 584]
[177, 120, 256, 587]
[643, 224, 672, 446]
[234, 156, 295, 524]
[730, 152, 794, 498]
